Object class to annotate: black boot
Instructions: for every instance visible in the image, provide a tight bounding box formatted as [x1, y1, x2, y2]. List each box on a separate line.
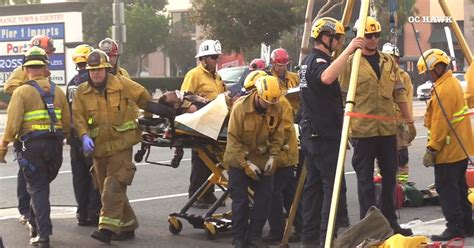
[90, 229, 113, 244]
[393, 226, 413, 236]
[30, 236, 49, 247]
[233, 240, 246, 248]
[431, 229, 464, 241]
[112, 231, 135, 241]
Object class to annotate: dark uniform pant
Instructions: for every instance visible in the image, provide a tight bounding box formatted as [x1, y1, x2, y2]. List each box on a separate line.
[69, 136, 101, 221]
[301, 137, 347, 245]
[17, 168, 30, 217]
[351, 135, 399, 228]
[189, 149, 214, 199]
[15, 137, 63, 238]
[229, 167, 273, 243]
[435, 159, 472, 234]
[268, 166, 302, 237]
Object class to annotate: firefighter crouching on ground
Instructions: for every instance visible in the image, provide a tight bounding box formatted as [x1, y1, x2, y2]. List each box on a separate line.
[99, 37, 131, 79]
[180, 39, 226, 209]
[0, 46, 70, 247]
[72, 49, 152, 243]
[381, 43, 416, 184]
[224, 75, 284, 248]
[67, 44, 102, 226]
[339, 16, 414, 236]
[419, 49, 474, 241]
[3, 34, 56, 226]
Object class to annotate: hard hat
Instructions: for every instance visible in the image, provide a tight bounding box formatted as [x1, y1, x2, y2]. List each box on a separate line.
[382, 43, 400, 57]
[311, 17, 345, 39]
[255, 76, 282, 104]
[353, 16, 381, 34]
[99, 38, 120, 56]
[270, 48, 289, 66]
[72, 44, 94, 65]
[244, 70, 268, 90]
[23, 47, 49, 67]
[86, 49, 112, 70]
[249, 58, 266, 71]
[195, 40, 222, 58]
[29, 35, 55, 53]
[417, 48, 450, 74]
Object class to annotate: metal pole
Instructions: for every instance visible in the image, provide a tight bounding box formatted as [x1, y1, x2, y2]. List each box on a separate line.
[439, 0, 473, 65]
[298, 0, 315, 65]
[113, 0, 126, 50]
[324, 1, 370, 247]
[333, 0, 356, 59]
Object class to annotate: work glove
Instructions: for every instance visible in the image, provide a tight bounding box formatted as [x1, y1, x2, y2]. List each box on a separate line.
[0, 146, 7, 163]
[81, 135, 95, 154]
[407, 122, 417, 143]
[243, 161, 261, 181]
[264, 156, 277, 175]
[423, 148, 436, 167]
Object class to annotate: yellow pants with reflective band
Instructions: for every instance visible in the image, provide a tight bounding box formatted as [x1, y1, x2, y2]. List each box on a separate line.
[92, 148, 138, 233]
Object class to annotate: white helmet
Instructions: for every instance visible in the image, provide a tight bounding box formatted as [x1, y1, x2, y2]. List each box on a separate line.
[195, 39, 222, 58]
[382, 43, 400, 57]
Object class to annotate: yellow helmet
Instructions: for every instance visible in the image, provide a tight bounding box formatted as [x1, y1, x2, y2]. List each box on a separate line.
[255, 76, 282, 104]
[354, 16, 381, 34]
[73, 44, 93, 65]
[417, 48, 451, 74]
[86, 49, 112, 70]
[244, 70, 268, 91]
[312, 17, 345, 39]
[23, 46, 49, 67]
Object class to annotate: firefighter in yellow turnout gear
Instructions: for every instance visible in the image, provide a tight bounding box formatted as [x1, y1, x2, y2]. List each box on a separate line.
[419, 49, 474, 241]
[1, 47, 70, 247]
[224, 75, 284, 248]
[72, 49, 152, 243]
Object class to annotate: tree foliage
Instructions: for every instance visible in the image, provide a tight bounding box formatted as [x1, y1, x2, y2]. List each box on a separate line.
[192, 0, 300, 52]
[163, 33, 196, 76]
[122, 3, 169, 76]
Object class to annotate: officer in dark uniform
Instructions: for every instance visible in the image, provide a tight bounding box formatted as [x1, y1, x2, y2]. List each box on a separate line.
[67, 44, 101, 226]
[0, 46, 70, 247]
[299, 17, 365, 247]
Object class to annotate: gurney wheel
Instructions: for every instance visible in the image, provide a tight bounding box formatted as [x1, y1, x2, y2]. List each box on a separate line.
[204, 223, 217, 240]
[134, 150, 145, 162]
[168, 218, 182, 235]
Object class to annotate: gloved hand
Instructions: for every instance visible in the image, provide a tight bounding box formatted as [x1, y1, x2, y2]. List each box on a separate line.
[407, 122, 417, 143]
[264, 156, 277, 175]
[243, 161, 261, 181]
[81, 135, 95, 154]
[423, 147, 436, 167]
[0, 146, 7, 163]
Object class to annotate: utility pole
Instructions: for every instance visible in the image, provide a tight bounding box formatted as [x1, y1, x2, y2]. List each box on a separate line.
[298, 0, 315, 65]
[112, 0, 126, 51]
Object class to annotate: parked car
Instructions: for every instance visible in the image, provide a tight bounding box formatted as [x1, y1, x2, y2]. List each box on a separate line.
[218, 65, 248, 96]
[416, 72, 467, 101]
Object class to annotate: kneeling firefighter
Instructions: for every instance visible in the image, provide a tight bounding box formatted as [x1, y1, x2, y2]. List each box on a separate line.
[0, 46, 70, 247]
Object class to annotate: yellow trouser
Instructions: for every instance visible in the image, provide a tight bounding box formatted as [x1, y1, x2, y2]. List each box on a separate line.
[92, 148, 139, 233]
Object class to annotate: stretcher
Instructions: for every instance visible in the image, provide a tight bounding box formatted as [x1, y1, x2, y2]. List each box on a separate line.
[134, 101, 232, 239]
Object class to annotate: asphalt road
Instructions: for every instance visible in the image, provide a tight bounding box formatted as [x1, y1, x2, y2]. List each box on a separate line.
[0, 100, 472, 247]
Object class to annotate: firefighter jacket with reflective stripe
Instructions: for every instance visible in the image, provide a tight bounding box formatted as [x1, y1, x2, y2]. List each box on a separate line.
[340, 51, 407, 138]
[3, 76, 70, 142]
[3, 66, 28, 95]
[223, 91, 284, 170]
[271, 69, 300, 112]
[72, 74, 151, 157]
[180, 63, 225, 101]
[277, 96, 298, 167]
[424, 70, 474, 164]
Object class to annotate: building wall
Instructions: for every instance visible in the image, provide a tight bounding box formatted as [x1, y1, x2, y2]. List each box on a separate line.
[404, 0, 431, 57]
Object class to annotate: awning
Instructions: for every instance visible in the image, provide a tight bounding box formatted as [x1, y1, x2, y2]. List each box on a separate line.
[428, 28, 458, 43]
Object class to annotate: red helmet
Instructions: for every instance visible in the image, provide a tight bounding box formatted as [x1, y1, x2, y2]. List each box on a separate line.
[29, 35, 55, 53]
[270, 48, 289, 65]
[99, 38, 119, 56]
[249, 58, 266, 71]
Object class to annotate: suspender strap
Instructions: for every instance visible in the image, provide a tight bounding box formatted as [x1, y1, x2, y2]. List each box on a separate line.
[27, 80, 58, 132]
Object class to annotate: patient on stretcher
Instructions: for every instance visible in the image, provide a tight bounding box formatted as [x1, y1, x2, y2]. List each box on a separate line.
[158, 90, 208, 114]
